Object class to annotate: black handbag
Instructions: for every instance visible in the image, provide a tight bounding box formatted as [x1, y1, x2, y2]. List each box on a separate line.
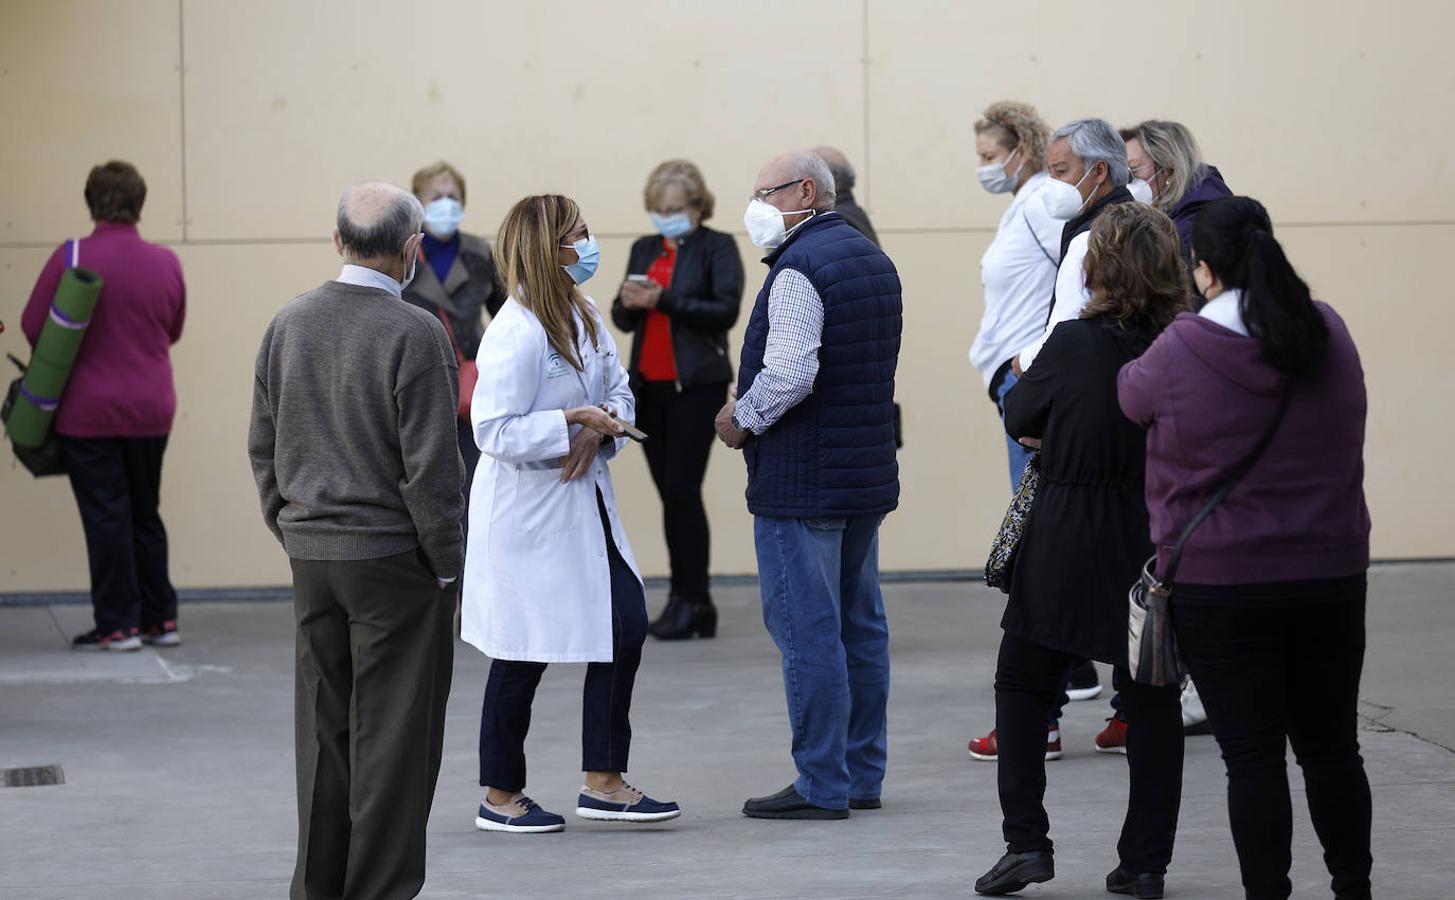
[984, 453, 1040, 592]
[3, 355, 66, 478]
[1128, 382, 1293, 685]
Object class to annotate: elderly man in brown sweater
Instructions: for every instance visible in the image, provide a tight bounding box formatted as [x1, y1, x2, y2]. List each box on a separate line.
[249, 182, 464, 900]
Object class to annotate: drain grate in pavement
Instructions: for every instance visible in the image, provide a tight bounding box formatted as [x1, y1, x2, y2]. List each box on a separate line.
[3, 765, 65, 787]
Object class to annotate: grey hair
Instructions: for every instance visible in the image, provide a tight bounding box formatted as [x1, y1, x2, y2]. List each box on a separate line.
[1125, 120, 1207, 210]
[1050, 118, 1130, 187]
[786, 151, 838, 211]
[336, 186, 425, 259]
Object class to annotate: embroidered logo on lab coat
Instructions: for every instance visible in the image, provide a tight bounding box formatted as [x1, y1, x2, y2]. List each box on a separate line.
[545, 353, 569, 379]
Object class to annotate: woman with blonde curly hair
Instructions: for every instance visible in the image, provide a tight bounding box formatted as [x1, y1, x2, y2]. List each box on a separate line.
[970, 101, 1064, 489]
[975, 202, 1190, 898]
[968, 103, 1105, 766]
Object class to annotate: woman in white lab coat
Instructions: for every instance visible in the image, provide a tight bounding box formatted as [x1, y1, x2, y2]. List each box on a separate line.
[464, 194, 681, 833]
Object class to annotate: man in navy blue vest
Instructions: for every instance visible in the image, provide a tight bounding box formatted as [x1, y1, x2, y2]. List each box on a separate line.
[715, 151, 902, 819]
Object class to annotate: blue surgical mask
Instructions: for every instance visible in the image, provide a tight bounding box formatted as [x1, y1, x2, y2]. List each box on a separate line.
[423, 197, 464, 239]
[650, 211, 693, 239]
[560, 235, 601, 285]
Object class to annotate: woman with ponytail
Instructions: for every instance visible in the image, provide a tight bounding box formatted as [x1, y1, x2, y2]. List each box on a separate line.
[462, 195, 681, 833]
[1119, 196, 1372, 899]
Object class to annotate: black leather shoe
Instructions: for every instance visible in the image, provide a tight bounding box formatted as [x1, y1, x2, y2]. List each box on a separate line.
[974, 850, 1054, 895]
[650, 597, 717, 640]
[742, 785, 849, 819]
[849, 797, 881, 810]
[1106, 866, 1165, 899]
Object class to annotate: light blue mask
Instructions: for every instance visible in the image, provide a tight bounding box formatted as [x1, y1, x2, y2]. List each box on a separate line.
[650, 211, 693, 239]
[560, 235, 601, 285]
[423, 197, 464, 238]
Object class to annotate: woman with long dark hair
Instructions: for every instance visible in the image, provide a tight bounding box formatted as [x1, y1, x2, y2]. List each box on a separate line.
[974, 203, 1189, 899]
[1119, 196, 1372, 900]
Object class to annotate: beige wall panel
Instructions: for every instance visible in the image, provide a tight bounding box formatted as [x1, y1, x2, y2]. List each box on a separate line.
[1275, 224, 1455, 559]
[181, 0, 865, 243]
[0, 242, 340, 591]
[0, 1, 184, 245]
[874, 231, 1009, 570]
[864, 0, 1455, 232]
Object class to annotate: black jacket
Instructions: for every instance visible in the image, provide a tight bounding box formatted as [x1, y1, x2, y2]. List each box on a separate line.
[1000, 315, 1157, 664]
[611, 225, 744, 389]
[402, 231, 505, 360]
[835, 189, 880, 246]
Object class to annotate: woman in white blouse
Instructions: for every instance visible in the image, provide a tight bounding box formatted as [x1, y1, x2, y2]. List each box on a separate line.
[968, 104, 1107, 767]
[464, 194, 680, 833]
[969, 101, 1064, 490]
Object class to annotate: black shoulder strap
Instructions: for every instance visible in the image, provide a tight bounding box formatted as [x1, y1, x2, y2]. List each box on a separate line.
[1161, 379, 1295, 585]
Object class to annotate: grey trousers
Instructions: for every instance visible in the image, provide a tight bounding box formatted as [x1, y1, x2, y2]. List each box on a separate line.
[289, 549, 455, 900]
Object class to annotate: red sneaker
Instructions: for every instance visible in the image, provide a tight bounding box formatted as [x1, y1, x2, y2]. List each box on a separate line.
[1095, 717, 1128, 754]
[968, 726, 1063, 762]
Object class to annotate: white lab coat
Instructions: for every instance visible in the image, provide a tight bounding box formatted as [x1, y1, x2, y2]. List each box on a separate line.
[460, 296, 641, 663]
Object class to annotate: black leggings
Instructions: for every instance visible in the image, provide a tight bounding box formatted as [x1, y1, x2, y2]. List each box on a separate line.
[1172, 576, 1371, 900]
[994, 632, 1184, 874]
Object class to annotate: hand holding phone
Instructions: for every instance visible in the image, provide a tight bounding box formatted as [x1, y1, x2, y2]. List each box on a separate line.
[604, 405, 648, 442]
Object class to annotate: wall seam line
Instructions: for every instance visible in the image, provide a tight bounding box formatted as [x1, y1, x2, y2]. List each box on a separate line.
[862, 0, 871, 212]
[178, 0, 189, 242]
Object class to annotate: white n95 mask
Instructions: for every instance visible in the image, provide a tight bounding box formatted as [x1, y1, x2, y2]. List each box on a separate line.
[744, 198, 812, 249]
[1128, 177, 1155, 205]
[1042, 170, 1093, 220]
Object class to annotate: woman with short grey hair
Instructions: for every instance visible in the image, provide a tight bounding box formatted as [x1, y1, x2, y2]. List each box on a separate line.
[1121, 120, 1233, 259]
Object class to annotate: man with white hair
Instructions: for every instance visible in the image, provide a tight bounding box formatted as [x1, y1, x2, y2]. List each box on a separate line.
[1016, 117, 1136, 373]
[715, 151, 902, 820]
[249, 182, 463, 899]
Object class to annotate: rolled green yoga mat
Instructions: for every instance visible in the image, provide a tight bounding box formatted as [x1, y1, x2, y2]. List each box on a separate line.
[5, 266, 104, 447]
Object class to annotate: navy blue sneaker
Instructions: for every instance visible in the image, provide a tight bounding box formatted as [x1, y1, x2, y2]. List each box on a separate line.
[575, 782, 682, 822]
[474, 794, 566, 833]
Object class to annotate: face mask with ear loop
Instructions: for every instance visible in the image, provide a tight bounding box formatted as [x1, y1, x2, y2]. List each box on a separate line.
[977, 147, 1025, 194]
[1042, 167, 1099, 220]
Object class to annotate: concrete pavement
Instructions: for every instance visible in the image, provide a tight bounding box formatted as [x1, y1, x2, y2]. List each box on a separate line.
[1, 563, 1451, 898]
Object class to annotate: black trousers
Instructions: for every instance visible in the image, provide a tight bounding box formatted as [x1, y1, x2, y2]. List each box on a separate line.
[994, 632, 1184, 874]
[478, 493, 649, 791]
[634, 380, 725, 603]
[1173, 576, 1372, 900]
[58, 435, 179, 634]
[289, 550, 455, 900]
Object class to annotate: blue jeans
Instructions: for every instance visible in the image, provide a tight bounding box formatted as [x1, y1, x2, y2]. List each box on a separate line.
[995, 370, 1035, 492]
[753, 515, 890, 809]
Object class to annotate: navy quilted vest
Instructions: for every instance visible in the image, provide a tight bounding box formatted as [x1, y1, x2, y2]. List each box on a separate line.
[735, 212, 902, 519]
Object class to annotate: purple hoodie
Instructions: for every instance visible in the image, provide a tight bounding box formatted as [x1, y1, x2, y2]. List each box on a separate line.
[1170, 166, 1233, 256]
[1118, 303, 1370, 585]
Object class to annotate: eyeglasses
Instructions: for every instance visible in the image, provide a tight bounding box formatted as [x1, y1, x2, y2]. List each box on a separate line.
[751, 179, 803, 202]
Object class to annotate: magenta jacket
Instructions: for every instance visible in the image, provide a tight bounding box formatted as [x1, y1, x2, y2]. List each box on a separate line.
[21, 222, 186, 438]
[1118, 303, 1370, 585]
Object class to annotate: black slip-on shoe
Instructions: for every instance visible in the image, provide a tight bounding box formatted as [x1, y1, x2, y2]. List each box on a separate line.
[849, 797, 881, 810]
[742, 785, 849, 820]
[974, 850, 1054, 895]
[1106, 866, 1165, 898]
